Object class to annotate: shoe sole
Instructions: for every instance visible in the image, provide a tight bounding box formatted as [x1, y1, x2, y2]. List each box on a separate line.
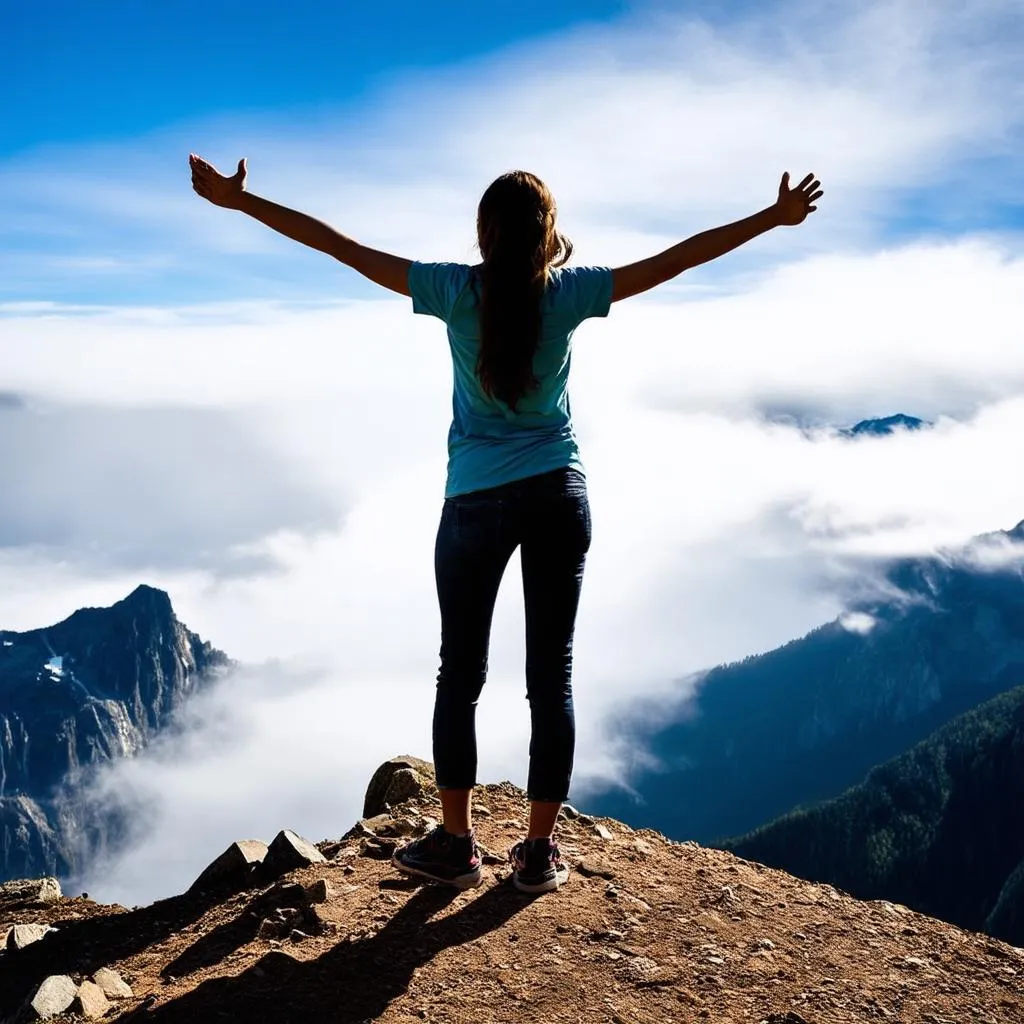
[391, 854, 483, 890]
[512, 863, 570, 894]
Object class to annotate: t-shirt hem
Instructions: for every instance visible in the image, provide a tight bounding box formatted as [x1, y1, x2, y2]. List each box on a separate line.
[444, 453, 586, 498]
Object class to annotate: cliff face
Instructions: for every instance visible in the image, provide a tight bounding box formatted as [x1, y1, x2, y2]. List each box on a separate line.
[1, 765, 1022, 1024]
[0, 586, 229, 880]
[589, 531, 1024, 844]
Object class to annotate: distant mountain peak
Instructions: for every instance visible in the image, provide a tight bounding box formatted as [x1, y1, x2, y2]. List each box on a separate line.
[116, 584, 175, 616]
[845, 413, 928, 437]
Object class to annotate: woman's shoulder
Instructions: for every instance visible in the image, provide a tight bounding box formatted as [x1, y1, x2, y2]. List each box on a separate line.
[544, 265, 614, 321]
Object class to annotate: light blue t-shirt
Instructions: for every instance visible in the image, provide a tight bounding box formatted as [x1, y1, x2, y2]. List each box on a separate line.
[409, 262, 613, 497]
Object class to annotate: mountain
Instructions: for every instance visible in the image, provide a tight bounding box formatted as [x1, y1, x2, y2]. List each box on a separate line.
[1, 759, 1021, 1024]
[586, 520, 1024, 845]
[843, 413, 928, 437]
[0, 586, 229, 880]
[723, 685, 1024, 946]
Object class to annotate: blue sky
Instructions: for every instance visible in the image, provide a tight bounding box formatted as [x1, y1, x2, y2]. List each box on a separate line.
[3, 0, 1022, 308]
[4, 0, 626, 154]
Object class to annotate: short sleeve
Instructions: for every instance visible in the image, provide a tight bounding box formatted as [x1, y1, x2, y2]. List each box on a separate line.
[554, 266, 613, 323]
[408, 262, 472, 321]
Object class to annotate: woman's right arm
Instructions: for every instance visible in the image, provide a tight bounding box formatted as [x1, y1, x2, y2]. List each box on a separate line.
[189, 154, 411, 296]
[611, 172, 822, 302]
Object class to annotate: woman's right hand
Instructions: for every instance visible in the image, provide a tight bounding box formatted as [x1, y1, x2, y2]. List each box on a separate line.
[189, 153, 247, 209]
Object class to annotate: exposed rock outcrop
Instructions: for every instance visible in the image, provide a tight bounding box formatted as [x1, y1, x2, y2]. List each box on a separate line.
[0, 758, 1020, 1024]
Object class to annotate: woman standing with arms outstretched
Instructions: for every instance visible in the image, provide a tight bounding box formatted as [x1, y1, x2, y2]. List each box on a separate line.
[189, 154, 822, 893]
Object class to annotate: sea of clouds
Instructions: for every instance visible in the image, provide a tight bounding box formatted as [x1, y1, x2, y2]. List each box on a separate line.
[2, 0, 1023, 904]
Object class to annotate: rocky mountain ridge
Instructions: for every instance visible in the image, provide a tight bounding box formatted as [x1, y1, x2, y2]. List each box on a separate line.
[0, 586, 229, 879]
[590, 519, 1024, 844]
[1, 758, 1021, 1024]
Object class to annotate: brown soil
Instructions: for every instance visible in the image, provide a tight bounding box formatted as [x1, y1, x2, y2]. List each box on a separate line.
[2, 781, 1023, 1023]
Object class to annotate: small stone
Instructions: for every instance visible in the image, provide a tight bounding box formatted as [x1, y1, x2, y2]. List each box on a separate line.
[189, 839, 268, 892]
[577, 856, 616, 880]
[257, 919, 281, 940]
[707, 955, 725, 965]
[560, 804, 580, 819]
[305, 878, 331, 904]
[474, 806, 492, 817]
[289, 929, 310, 943]
[29, 975, 78, 1019]
[263, 829, 327, 876]
[902, 955, 929, 970]
[755, 938, 776, 951]
[577, 814, 595, 826]
[8, 923, 52, 950]
[92, 967, 134, 999]
[605, 884, 619, 899]
[360, 836, 398, 860]
[360, 813, 395, 835]
[343, 864, 355, 875]
[594, 823, 613, 841]
[75, 980, 111, 1019]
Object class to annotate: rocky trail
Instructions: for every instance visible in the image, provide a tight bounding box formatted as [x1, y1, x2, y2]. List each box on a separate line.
[2, 758, 1022, 1023]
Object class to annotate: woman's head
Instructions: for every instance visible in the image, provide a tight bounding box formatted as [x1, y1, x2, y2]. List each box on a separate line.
[476, 171, 572, 270]
[475, 171, 573, 410]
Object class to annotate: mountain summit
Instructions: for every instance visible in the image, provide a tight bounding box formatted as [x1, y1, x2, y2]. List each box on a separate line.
[0, 759, 1020, 1023]
[0, 587, 229, 881]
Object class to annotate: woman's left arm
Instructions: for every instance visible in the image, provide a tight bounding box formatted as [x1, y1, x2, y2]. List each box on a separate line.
[189, 154, 411, 296]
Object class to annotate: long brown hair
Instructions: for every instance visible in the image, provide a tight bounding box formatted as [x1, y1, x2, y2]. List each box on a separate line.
[475, 171, 573, 410]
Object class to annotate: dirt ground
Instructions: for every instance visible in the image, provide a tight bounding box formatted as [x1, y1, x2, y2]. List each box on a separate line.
[2, 781, 1023, 1023]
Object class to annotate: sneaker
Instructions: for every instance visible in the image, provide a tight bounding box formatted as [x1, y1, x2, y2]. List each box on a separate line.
[509, 837, 569, 893]
[392, 824, 483, 889]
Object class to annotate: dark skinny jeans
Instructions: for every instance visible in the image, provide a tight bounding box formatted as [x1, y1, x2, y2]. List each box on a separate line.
[432, 467, 591, 803]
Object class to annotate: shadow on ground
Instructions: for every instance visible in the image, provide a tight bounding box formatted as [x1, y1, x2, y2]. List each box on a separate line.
[0, 887, 230, 1019]
[129, 879, 531, 1024]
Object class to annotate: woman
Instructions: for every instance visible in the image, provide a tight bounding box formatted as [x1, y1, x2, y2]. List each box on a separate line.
[189, 154, 822, 893]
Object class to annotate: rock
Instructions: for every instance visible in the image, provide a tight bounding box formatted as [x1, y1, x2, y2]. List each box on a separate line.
[189, 839, 268, 892]
[363, 756, 436, 818]
[0, 876, 62, 906]
[29, 975, 77, 1019]
[360, 836, 399, 859]
[263, 829, 326, 877]
[577, 814, 595, 826]
[257, 918, 281, 940]
[578, 856, 616, 880]
[560, 804, 580, 819]
[594, 823, 614, 841]
[74, 980, 111, 1019]
[267, 881, 307, 906]
[289, 928, 310, 942]
[92, 967, 133, 999]
[305, 878, 332, 904]
[8, 922, 52, 950]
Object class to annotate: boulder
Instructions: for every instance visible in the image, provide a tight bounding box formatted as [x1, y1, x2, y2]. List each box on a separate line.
[0, 876, 62, 906]
[28, 975, 77, 1019]
[74, 980, 111, 1019]
[263, 829, 326, 877]
[92, 967, 133, 999]
[8, 922, 52, 950]
[363, 756, 436, 818]
[189, 839, 268, 892]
